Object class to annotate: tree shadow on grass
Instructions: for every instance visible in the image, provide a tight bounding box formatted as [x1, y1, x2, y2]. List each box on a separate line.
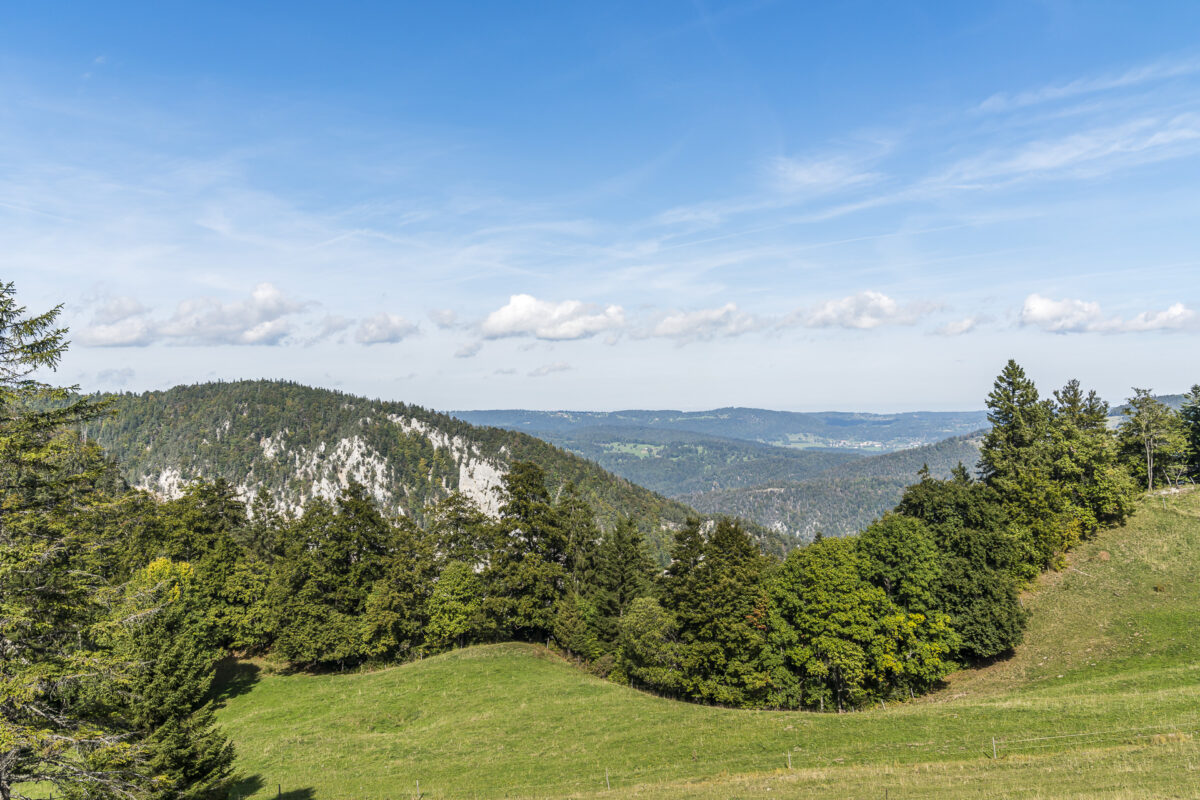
[208, 657, 262, 708]
[230, 774, 316, 800]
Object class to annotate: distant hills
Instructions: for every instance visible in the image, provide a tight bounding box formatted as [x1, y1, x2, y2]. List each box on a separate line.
[453, 405, 987, 541]
[454, 407, 989, 452]
[684, 432, 985, 540]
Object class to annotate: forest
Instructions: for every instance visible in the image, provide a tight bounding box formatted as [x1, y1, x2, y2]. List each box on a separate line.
[4, 281, 1200, 799]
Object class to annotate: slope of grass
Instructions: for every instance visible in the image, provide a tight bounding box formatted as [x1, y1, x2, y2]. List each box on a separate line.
[216, 489, 1200, 799]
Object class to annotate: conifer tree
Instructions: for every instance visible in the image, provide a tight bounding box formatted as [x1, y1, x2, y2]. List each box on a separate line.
[1119, 389, 1188, 490]
[1177, 384, 1200, 476]
[0, 283, 141, 799]
[593, 517, 657, 648]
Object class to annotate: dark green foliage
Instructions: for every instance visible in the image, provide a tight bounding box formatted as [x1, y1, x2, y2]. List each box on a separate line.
[104, 559, 235, 800]
[658, 519, 771, 706]
[593, 517, 658, 648]
[0, 284, 142, 798]
[1182, 385, 1200, 474]
[1050, 380, 1136, 532]
[481, 463, 568, 641]
[266, 484, 398, 668]
[897, 473, 1027, 661]
[87, 380, 700, 556]
[361, 522, 439, 662]
[856, 514, 941, 616]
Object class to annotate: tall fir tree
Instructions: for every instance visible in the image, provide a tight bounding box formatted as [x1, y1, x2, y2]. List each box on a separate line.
[0, 283, 142, 799]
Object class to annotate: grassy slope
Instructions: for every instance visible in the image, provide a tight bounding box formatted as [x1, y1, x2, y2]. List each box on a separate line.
[216, 489, 1200, 800]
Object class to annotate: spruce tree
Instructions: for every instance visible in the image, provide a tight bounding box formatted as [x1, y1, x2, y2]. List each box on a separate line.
[0, 283, 142, 799]
[1177, 384, 1200, 476]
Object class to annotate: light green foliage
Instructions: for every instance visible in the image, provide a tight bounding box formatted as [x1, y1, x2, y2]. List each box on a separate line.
[425, 561, 483, 650]
[1119, 388, 1189, 490]
[768, 537, 953, 711]
[617, 597, 682, 692]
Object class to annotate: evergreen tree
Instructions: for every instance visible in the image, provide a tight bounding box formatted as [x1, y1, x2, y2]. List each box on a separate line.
[1050, 380, 1136, 533]
[659, 519, 770, 706]
[481, 462, 567, 641]
[102, 559, 235, 800]
[266, 484, 397, 668]
[361, 520, 438, 662]
[978, 360, 1069, 572]
[591, 517, 656, 647]
[1183, 384, 1200, 475]
[0, 283, 142, 799]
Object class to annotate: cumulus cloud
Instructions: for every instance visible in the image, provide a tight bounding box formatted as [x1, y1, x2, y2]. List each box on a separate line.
[156, 282, 308, 345]
[799, 291, 936, 329]
[528, 361, 571, 377]
[1020, 293, 1196, 333]
[481, 294, 625, 341]
[355, 313, 419, 344]
[454, 341, 482, 358]
[78, 317, 156, 347]
[651, 303, 760, 341]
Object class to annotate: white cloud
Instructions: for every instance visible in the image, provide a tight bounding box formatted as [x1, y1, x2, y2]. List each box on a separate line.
[454, 341, 482, 358]
[154, 282, 309, 346]
[481, 294, 625, 340]
[1020, 293, 1196, 333]
[78, 316, 156, 347]
[652, 303, 759, 341]
[528, 361, 571, 377]
[355, 313, 419, 345]
[800, 291, 935, 329]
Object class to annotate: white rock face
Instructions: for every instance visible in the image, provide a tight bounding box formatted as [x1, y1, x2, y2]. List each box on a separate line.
[288, 435, 395, 514]
[136, 467, 188, 500]
[390, 415, 507, 515]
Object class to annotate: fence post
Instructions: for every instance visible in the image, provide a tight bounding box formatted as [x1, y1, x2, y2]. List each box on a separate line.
[992, 736, 997, 759]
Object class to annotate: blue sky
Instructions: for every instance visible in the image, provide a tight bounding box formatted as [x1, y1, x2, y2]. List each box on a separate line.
[4, 1, 1200, 411]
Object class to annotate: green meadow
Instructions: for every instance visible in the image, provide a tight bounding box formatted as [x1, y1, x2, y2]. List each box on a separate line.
[218, 489, 1200, 799]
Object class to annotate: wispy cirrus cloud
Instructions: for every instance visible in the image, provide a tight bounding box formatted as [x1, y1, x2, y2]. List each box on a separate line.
[528, 361, 571, 377]
[978, 57, 1200, 113]
[1020, 293, 1196, 333]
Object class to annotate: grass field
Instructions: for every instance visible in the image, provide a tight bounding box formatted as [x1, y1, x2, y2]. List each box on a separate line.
[217, 488, 1200, 799]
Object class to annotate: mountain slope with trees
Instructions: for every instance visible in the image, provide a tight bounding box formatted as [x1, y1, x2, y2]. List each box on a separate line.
[683, 432, 985, 539]
[85, 381, 774, 560]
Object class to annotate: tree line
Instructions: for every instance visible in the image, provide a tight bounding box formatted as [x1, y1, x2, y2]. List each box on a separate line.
[4, 279, 1200, 799]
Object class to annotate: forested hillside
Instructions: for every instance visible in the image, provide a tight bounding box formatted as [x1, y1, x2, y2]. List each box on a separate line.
[455, 407, 989, 451]
[684, 433, 984, 539]
[518, 425, 863, 496]
[87, 381, 768, 559]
